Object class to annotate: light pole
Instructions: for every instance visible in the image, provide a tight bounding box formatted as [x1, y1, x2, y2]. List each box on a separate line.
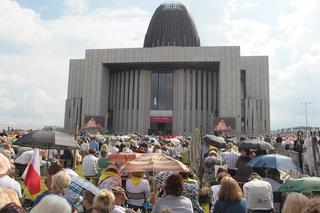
[300, 102, 311, 133]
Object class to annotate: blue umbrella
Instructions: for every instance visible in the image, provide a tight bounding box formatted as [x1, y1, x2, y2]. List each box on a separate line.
[247, 154, 302, 173]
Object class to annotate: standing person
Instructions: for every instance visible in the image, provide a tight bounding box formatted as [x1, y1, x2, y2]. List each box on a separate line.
[243, 173, 274, 212]
[263, 169, 283, 213]
[222, 143, 240, 176]
[82, 190, 95, 213]
[126, 172, 150, 213]
[33, 170, 71, 207]
[82, 149, 98, 180]
[80, 139, 90, 156]
[0, 162, 23, 204]
[282, 193, 310, 213]
[31, 195, 72, 213]
[302, 197, 320, 213]
[111, 187, 129, 213]
[92, 189, 116, 213]
[213, 176, 247, 213]
[108, 139, 120, 154]
[179, 172, 203, 213]
[210, 172, 230, 212]
[97, 150, 112, 176]
[98, 165, 122, 190]
[152, 174, 193, 213]
[89, 136, 100, 153]
[235, 149, 252, 182]
[203, 150, 221, 186]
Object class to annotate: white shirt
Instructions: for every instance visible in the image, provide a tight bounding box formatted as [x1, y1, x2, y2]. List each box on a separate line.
[82, 154, 98, 176]
[222, 150, 240, 169]
[126, 178, 150, 207]
[243, 179, 274, 210]
[0, 175, 23, 198]
[109, 145, 119, 154]
[14, 149, 34, 164]
[210, 185, 221, 211]
[80, 142, 89, 152]
[110, 205, 126, 213]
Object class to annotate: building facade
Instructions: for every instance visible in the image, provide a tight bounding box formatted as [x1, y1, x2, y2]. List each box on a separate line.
[64, 3, 270, 135]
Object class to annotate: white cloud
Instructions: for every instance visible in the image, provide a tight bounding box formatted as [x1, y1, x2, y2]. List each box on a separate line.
[63, 0, 88, 14]
[0, 0, 149, 127]
[0, 0, 49, 44]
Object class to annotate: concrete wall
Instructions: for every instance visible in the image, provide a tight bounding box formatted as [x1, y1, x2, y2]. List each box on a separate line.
[64, 46, 268, 135]
[241, 56, 270, 134]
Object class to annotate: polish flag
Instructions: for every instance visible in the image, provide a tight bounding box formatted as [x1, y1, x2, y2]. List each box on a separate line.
[22, 148, 41, 195]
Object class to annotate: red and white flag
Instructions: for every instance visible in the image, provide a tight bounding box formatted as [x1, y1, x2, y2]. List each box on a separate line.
[22, 148, 41, 195]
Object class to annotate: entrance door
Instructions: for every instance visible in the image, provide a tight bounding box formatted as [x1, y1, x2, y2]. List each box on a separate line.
[149, 122, 172, 135]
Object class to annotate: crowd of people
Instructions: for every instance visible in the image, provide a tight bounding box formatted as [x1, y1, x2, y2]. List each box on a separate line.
[0, 129, 320, 213]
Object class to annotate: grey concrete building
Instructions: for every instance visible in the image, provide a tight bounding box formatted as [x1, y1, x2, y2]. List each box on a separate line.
[64, 3, 270, 135]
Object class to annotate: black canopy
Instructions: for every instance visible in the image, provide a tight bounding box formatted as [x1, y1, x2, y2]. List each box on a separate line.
[14, 130, 80, 150]
[238, 139, 274, 150]
[203, 135, 227, 149]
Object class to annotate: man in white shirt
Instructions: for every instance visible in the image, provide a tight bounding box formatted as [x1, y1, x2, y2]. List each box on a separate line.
[222, 143, 240, 175]
[243, 173, 274, 212]
[108, 139, 119, 154]
[82, 149, 98, 178]
[15, 149, 34, 165]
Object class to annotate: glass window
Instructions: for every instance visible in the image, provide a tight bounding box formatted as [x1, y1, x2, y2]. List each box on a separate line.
[150, 71, 173, 110]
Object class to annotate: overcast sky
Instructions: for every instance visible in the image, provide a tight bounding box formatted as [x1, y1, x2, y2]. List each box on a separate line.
[0, 0, 319, 130]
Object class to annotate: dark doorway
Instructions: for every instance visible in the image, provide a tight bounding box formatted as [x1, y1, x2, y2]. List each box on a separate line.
[149, 123, 172, 135]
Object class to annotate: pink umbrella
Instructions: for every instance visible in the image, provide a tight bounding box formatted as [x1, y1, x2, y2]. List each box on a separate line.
[107, 152, 142, 163]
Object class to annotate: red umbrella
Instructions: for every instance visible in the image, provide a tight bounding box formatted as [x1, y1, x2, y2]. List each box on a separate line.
[107, 152, 141, 163]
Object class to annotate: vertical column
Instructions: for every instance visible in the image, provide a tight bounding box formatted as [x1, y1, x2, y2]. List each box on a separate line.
[173, 69, 184, 134]
[132, 70, 139, 132]
[186, 69, 191, 134]
[191, 70, 196, 131]
[138, 70, 151, 134]
[202, 70, 208, 133]
[207, 71, 212, 133]
[127, 70, 133, 132]
[123, 71, 129, 132]
[197, 70, 202, 128]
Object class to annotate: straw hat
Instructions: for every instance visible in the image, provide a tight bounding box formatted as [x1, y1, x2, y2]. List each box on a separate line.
[112, 186, 128, 200]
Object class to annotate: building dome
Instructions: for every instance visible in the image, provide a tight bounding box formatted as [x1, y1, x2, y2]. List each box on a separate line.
[143, 3, 200, 47]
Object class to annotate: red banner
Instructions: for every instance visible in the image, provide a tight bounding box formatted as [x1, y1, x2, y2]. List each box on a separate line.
[150, 116, 173, 123]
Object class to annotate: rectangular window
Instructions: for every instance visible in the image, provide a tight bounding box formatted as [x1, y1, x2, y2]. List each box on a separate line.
[150, 71, 173, 110]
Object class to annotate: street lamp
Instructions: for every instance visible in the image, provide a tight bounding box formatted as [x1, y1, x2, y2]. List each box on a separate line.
[300, 102, 311, 132]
